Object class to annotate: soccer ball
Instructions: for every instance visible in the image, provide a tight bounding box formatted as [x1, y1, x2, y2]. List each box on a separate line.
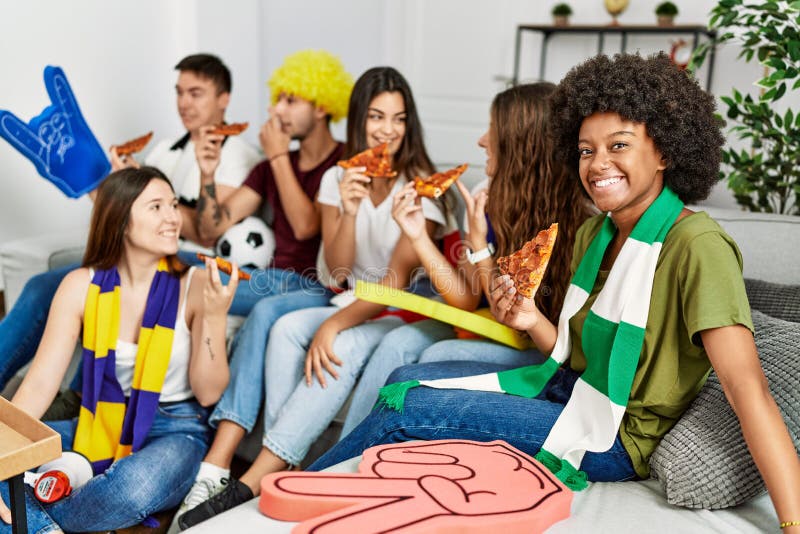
[215, 216, 275, 270]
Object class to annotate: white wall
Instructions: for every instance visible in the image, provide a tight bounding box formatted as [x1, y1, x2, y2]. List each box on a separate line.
[2, 0, 796, 253]
[0, 1, 193, 246]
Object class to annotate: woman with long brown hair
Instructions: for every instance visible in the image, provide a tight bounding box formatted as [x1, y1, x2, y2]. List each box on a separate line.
[0, 167, 238, 532]
[175, 66, 447, 529]
[340, 82, 592, 436]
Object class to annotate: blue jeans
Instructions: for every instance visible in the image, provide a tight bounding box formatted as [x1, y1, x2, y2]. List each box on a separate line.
[208, 284, 333, 432]
[0, 400, 212, 534]
[341, 320, 544, 436]
[309, 361, 637, 483]
[261, 307, 405, 465]
[0, 256, 306, 391]
[0, 265, 74, 390]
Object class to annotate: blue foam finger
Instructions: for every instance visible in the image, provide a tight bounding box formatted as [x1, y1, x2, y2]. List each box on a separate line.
[0, 66, 110, 198]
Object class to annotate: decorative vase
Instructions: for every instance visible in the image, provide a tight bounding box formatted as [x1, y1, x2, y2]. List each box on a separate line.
[604, 0, 630, 25]
[657, 15, 675, 26]
[553, 15, 569, 26]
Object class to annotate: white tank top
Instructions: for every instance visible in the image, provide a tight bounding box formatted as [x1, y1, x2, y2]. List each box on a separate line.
[88, 267, 195, 402]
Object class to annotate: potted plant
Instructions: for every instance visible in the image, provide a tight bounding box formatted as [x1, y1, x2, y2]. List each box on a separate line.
[552, 3, 573, 26]
[655, 1, 679, 26]
[691, 0, 800, 215]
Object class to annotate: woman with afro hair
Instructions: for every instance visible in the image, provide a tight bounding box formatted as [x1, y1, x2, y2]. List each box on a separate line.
[310, 53, 799, 529]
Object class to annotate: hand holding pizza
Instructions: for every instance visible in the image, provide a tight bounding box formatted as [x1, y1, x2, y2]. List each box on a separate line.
[260, 108, 291, 161]
[391, 181, 426, 242]
[339, 166, 371, 216]
[195, 125, 225, 178]
[109, 132, 153, 171]
[109, 145, 142, 172]
[489, 274, 542, 332]
[201, 255, 240, 321]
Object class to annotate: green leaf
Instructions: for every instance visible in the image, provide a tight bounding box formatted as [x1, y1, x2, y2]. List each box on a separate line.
[767, 58, 787, 71]
[758, 47, 770, 62]
[786, 109, 794, 129]
[775, 82, 787, 99]
[793, 78, 800, 90]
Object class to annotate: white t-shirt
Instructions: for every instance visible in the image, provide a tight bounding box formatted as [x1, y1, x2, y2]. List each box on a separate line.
[91, 267, 197, 403]
[146, 134, 260, 208]
[315, 166, 446, 288]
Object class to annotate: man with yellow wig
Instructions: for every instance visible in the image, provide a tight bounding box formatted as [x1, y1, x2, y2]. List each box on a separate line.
[169, 49, 353, 531]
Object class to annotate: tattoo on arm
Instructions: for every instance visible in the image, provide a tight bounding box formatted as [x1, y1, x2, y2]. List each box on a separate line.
[204, 337, 215, 360]
[198, 183, 231, 228]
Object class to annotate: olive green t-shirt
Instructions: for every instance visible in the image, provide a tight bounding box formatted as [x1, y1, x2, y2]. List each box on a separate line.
[568, 212, 753, 478]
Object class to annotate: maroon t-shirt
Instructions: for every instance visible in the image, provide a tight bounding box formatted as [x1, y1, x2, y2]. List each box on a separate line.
[243, 142, 344, 276]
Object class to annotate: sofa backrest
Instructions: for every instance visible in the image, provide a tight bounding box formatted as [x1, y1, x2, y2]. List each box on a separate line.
[694, 206, 800, 285]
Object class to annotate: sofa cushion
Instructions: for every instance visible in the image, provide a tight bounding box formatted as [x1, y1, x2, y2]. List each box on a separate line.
[649, 308, 800, 508]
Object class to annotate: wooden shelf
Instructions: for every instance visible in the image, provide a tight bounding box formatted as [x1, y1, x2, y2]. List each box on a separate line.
[512, 24, 717, 91]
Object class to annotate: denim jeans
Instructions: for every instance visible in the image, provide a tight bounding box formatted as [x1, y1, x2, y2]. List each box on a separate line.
[261, 307, 405, 466]
[340, 320, 544, 437]
[208, 283, 333, 432]
[0, 400, 212, 534]
[0, 255, 308, 392]
[0, 264, 74, 390]
[309, 361, 637, 483]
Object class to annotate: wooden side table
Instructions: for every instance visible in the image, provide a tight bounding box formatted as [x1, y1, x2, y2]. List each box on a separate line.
[0, 396, 61, 534]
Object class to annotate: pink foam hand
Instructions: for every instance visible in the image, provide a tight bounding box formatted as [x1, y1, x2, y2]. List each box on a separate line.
[260, 439, 572, 534]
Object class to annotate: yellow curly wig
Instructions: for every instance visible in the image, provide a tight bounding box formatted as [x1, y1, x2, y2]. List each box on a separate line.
[268, 49, 353, 123]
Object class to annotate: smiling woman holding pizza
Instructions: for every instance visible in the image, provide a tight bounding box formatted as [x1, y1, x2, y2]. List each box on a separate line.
[309, 53, 800, 531]
[0, 168, 238, 533]
[176, 66, 447, 529]
[339, 82, 593, 436]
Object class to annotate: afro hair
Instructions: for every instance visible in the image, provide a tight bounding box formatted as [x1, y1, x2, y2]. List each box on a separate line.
[268, 49, 354, 123]
[550, 52, 725, 205]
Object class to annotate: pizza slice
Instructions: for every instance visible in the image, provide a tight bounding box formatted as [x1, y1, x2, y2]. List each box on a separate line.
[114, 131, 153, 156]
[496, 223, 558, 298]
[413, 164, 468, 199]
[209, 122, 249, 136]
[337, 142, 397, 178]
[196, 253, 252, 281]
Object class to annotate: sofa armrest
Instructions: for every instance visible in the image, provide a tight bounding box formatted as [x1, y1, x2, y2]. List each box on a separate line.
[0, 229, 87, 313]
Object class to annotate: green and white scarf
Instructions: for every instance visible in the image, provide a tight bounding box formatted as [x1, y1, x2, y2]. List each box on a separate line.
[378, 187, 684, 490]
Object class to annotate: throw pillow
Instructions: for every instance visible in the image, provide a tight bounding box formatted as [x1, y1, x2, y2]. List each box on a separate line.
[649, 309, 799, 509]
[745, 278, 800, 323]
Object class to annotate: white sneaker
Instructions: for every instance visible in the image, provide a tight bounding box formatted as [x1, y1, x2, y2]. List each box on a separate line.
[167, 462, 230, 533]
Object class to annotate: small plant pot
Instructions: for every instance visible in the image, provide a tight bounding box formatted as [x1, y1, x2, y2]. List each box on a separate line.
[657, 15, 675, 26]
[553, 15, 570, 26]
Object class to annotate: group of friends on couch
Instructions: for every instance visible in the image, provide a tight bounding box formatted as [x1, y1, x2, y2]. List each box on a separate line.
[0, 48, 798, 533]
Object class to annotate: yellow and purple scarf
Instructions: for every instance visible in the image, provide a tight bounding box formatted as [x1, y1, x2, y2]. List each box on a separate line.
[73, 258, 179, 474]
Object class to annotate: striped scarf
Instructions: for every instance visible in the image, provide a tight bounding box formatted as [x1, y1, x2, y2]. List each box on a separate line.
[73, 258, 180, 474]
[378, 187, 684, 490]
